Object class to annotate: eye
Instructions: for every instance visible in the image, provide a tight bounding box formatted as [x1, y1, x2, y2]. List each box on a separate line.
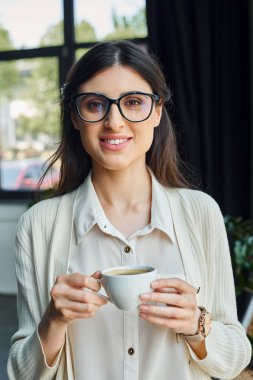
[79, 95, 107, 113]
[123, 96, 143, 108]
[87, 99, 106, 112]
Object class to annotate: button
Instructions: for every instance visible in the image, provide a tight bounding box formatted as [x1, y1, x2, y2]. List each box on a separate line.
[128, 348, 134, 355]
[124, 246, 131, 253]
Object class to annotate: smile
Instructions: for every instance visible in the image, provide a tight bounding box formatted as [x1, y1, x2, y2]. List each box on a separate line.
[104, 139, 128, 145]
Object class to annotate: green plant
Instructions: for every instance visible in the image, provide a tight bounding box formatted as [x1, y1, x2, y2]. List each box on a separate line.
[225, 216, 253, 365]
[224, 215, 253, 295]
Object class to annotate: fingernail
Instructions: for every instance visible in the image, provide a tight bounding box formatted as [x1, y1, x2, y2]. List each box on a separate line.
[139, 312, 147, 319]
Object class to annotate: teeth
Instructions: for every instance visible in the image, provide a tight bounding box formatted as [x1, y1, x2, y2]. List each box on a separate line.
[104, 139, 127, 145]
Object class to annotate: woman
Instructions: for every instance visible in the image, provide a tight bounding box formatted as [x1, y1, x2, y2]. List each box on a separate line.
[8, 40, 251, 380]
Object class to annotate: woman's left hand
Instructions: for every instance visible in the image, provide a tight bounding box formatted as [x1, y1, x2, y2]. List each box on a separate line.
[139, 277, 201, 335]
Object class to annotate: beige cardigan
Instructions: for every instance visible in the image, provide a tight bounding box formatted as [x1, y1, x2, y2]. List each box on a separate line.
[7, 186, 251, 380]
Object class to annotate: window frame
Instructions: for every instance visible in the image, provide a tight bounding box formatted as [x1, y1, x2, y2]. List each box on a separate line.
[0, 0, 147, 200]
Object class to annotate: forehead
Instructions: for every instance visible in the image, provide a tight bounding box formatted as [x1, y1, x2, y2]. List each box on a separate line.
[78, 65, 152, 96]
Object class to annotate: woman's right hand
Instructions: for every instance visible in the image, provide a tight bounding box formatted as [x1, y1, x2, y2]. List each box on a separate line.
[38, 271, 107, 366]
[48, 271, 107, 326]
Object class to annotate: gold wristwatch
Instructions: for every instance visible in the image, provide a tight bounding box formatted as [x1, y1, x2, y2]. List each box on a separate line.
[183, 306, 212, 342]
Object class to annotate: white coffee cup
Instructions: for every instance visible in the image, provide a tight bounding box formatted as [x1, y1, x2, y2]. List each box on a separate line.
[101, 265, 157, 311]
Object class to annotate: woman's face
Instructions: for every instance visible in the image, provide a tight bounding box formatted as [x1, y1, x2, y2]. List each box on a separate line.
[72, 65, 162, 173]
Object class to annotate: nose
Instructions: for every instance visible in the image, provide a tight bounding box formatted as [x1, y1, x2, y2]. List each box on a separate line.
[104, 103, 125, 130]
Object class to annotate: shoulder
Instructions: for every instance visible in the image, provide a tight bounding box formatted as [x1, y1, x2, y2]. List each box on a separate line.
[175, 188, 225, 236]
[16, 198, 58, 242]
[19, 196, 60, 224]
[177, 188, 220, 214]
[165, 187, 223, 228]
[17, 190, 76, 237]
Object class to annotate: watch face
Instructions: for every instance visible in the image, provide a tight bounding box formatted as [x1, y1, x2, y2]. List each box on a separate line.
[202, 311, 212, 337]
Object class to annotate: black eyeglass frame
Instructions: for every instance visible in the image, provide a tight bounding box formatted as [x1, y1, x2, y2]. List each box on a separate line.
[70, 91, 160, 123]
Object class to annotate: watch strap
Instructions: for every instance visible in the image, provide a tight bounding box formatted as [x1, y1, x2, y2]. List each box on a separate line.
[183, 306, 211, 342]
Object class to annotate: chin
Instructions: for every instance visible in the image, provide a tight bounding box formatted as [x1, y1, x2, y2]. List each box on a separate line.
[104, 163, 130, 172]
[93, 159, 135, 172]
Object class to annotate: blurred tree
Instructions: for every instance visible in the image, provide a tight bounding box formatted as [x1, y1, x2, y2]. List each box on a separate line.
[0, 25, 19, 97]
[0, 24, 19, 154]
[16, 19, 97, 141]
[39, 21, 64, 46]
[75, 19, 97, 42]
[16, 57, 60, 139]
[40, 19, 97, 46]
[0, 26, 13, 49]
[104, 7, 147, 40]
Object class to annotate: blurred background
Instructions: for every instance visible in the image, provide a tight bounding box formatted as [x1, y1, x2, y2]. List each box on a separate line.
[0, 0, 252, 378]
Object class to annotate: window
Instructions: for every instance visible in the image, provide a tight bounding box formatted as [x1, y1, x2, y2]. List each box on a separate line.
[0, 0, 63, 50]
[0, 0, 147, 198]
[0, 58, 60, 191]
[74, 0, 147, 42]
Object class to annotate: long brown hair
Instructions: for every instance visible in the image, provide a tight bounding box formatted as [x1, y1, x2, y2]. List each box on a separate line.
[42, 40, 191, 196]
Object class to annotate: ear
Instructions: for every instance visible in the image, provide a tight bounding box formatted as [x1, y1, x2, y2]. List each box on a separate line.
[71, 111, 80, 131]
[154, 103, 163, 128]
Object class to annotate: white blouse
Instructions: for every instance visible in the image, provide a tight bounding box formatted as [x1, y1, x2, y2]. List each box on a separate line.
[67, 172, 192, 380]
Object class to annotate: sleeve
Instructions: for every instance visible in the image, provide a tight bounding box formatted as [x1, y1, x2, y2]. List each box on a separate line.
[7, 212, 65, 380]
[188, 196, 252, 379]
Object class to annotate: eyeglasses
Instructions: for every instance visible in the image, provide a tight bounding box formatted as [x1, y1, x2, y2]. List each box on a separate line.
[71, 91, 160, 123]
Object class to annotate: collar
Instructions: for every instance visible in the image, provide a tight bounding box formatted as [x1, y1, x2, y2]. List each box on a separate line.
[74, 170, 175, 244]
[149, 170, 175, 243]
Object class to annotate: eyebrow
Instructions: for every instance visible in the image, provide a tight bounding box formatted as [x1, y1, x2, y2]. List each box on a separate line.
[77, 90, 153, 98]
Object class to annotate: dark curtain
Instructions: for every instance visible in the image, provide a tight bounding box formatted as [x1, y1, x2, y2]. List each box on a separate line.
[146, 0, 251, 218]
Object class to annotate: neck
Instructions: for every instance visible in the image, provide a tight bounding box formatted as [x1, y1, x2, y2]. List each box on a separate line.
[91, 163, 152, 209]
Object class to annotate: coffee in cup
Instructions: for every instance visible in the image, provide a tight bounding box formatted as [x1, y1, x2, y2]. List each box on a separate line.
[101, 265, 157, 311]
[104, 268, 152, 276]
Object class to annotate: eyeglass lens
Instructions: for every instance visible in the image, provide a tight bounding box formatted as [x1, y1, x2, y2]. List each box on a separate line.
[76, 93, 154, 122]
